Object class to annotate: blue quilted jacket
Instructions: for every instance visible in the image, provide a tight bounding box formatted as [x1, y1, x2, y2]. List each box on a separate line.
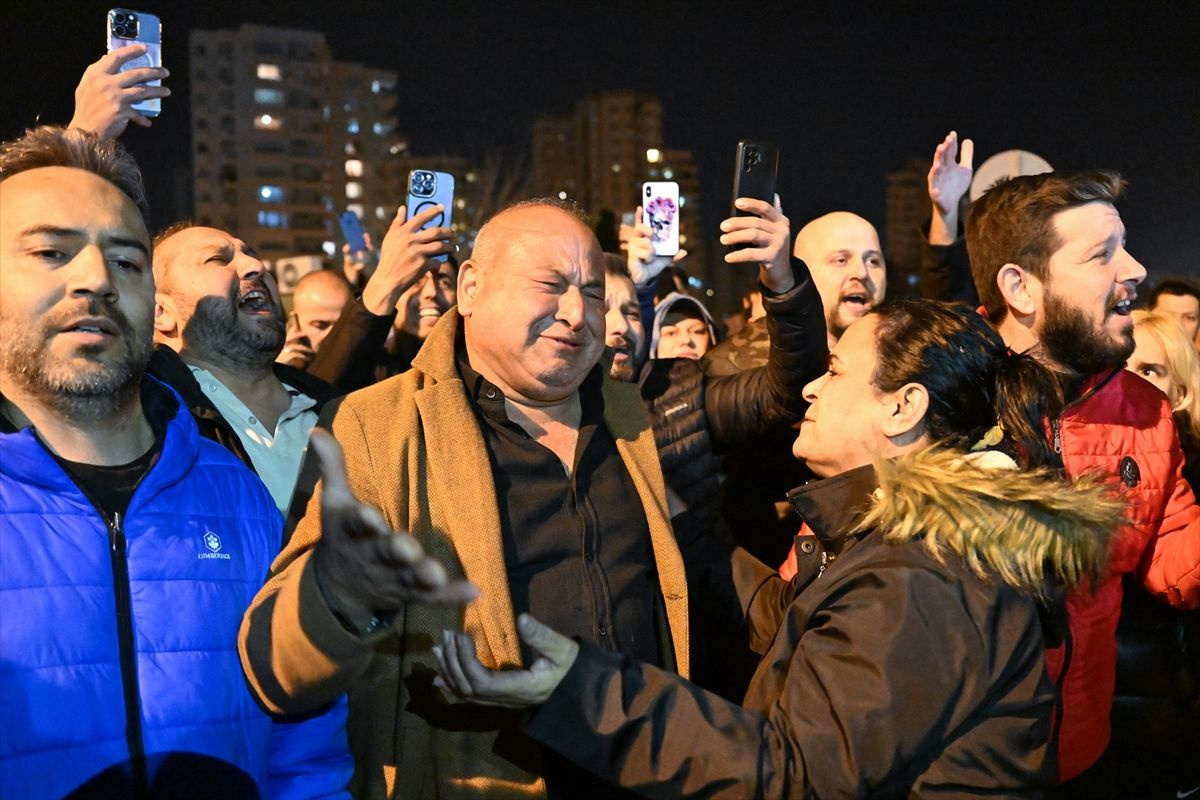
[0, 380, 352, 799]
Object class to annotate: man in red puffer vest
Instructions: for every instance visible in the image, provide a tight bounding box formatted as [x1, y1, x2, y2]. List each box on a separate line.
[964, 170, 1199, 794]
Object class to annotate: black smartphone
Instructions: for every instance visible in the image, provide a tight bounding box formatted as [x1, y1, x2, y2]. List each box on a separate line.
[106, 9, 162, 117]
[731, 140, 779, 216]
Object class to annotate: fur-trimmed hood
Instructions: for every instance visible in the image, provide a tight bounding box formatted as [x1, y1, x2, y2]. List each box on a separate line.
[788, 447, 1125, 595]
[864, 447, 1125, 593]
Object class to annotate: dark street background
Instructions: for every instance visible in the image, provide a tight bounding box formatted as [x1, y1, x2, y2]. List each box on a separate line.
[3, 1, 1197, 280]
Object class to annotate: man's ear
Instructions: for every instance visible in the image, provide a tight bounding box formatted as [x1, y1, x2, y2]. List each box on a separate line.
[880, 383, 929, 443]
[457, 260, 482, 316]
[153, 293, 177, 337]
[996, 263, 1039, 318]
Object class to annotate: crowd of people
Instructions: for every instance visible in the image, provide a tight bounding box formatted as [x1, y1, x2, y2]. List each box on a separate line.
[1, 46, 1198, 800]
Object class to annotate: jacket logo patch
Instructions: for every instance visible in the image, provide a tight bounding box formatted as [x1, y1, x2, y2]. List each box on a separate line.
[199, 530, 231, 560]
[1119, 456, 1140, 488]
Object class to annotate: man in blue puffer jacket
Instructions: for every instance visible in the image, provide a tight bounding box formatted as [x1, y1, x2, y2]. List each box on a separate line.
[0, 126, 352, 798]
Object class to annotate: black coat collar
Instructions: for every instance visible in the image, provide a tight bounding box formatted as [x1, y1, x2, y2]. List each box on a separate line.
[785, 464, 878, 550]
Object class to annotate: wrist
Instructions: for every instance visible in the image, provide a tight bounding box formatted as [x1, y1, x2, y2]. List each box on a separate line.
[929, 206, 959, 246]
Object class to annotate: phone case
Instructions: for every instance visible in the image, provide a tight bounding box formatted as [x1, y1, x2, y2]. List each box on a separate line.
[405, 170, 455, 262]
[338, 210, 367, 252]
[732, 141, 779, 217]
[642, 181, 680, 257]
[106, 9, 161, 117]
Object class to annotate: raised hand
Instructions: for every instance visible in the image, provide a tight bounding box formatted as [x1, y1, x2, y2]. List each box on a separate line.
[928, 131, 974, 245]
[721, 195, 794, 293]
[361, 205, 454, 315]
[69, 45, 170, 140]
[433, 614, 579, 707]
[619, 205, 687, 286]
[309, 429, 478, 633]
[342, 232, 377, 288]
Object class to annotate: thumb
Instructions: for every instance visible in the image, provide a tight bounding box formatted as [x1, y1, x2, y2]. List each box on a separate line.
[517, 614, 572, 664]
[309, 428, 353, 505]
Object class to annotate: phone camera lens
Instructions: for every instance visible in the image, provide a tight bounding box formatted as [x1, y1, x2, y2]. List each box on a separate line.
[646, 186, 652, 197]
[746, 149, 761, 166]
[114, 12, 125, 22]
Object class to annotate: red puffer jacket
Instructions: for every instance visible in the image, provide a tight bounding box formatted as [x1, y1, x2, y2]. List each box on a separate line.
[1047, 368, 1200, 781]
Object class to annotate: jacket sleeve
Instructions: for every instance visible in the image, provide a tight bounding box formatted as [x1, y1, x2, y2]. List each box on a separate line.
[240, 398, 391, 714]
[305, 298, 396, 394]
[917, 219, 979, 304]
[267, 696, 354, 799]
[523, 567, 998, 799]
[703, 258, 828, 450]
[1139, 429, 1200, 609]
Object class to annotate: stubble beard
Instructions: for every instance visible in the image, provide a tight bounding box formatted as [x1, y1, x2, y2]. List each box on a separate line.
[180, 283, 285, 373]
[0, 300, 152, 420]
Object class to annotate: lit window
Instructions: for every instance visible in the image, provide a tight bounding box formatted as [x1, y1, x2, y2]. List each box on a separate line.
[679, 196, 687, 207]
[679, 234, 689, 246]
[454, 197, 466, 210]
[254, 114, 282, 130]
[345, 182, 362, 199]
[389, 143, 406, 155]
[346, 118, 360, 134]
[257, 63, 281, 81]
[373, 122, 390, 136]
[322, 241, 337, 257]
[662, 168, 674, 180]
[344, 159, 363, 178]
[257, 210, 288, 228]
[646, 148, 662, 163]
[323, 105, 332, 120]
[558, 191, 567, 200]
[371, 80, 382, 94]
[259, 185, 284, 202]
[705, 289, 714, 297]
[611, 162, 622, 173]
[347, 203, 365, 218]
[465, 171, 477, 183]
[254, 88, 284, 105]
[375, 206, 388, 220]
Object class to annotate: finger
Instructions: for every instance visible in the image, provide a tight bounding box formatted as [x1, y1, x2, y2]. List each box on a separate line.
[98, 44, 148, 72]
[129, 113, 152, 129]
[959, 138, 975, 169]
[363, 232, 375, 251]
[126, 85, 171, 102]
[309, 428, 354, 504]
[440, 630, 473, 695]
[117, 66, 169, 88]
[725, 247, 774, 265]
[671, 249, 688, 264]
[424, 580, 481, 606]
[388, 205, 409, 230]
[516, 614, 574, 664]
[731, 197, 778, 219]
[403, 204, 446, 230]
[413, 241, 455, 258]
[720, 228, 771, 247]
[410, 225, 454, 244]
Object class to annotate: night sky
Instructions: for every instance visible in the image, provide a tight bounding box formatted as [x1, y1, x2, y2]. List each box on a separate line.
[3, 2, 1198, 282]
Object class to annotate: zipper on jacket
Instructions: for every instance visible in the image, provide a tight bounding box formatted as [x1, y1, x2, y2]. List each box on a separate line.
[1051, 367, 1123, 457]
[107, 511, 150, 799]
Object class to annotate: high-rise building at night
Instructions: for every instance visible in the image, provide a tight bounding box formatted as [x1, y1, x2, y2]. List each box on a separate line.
[189, 24, 405, 268]
[531, 91, 710, 302]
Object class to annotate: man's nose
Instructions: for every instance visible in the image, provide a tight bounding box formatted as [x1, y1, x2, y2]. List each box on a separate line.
[235, 252, 265, 281]
[557, 286, 585, 329]
[1116, 248, 1146, 287]
[68, 246, 117, 300]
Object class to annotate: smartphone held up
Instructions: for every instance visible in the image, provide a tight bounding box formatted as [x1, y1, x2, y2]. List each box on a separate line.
[406, 170, 455, 262]
[642, 181, 680, 257]
[106, 8, 162, 117]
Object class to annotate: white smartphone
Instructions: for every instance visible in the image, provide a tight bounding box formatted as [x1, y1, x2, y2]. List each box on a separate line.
[642, 181, 680, 257]
[106, 8, 162, 117]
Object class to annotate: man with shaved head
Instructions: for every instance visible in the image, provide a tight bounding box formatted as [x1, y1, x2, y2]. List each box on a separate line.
[148, 222, 338, 512]
[278, 268, 354, 368]
[792, 211, 887, 347]
[240, 198, 689, 798]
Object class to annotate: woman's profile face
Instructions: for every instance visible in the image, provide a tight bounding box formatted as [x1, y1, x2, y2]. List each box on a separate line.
[1126, 326, 1174, 403]
[793, 315, 897, 478]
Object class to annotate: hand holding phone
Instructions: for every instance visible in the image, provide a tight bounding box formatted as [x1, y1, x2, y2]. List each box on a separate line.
[731, 141, 778, 217]
[405, 170, 455, 262]
[105, 9, 163, 118]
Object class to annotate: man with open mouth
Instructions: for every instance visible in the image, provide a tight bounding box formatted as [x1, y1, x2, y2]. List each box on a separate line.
[792, 211, 887, 350]
[147, 222, 338, 513]
[965, 169, 1200, 794]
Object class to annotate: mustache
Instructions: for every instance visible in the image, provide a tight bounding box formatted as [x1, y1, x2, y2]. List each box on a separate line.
[46, 298, 138, 339]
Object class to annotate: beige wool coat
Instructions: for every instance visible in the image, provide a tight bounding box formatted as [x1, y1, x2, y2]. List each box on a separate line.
[239, 309, 689, 799]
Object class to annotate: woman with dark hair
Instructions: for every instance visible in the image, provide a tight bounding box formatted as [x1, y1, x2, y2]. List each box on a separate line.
[434, 299, 1126, 798]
